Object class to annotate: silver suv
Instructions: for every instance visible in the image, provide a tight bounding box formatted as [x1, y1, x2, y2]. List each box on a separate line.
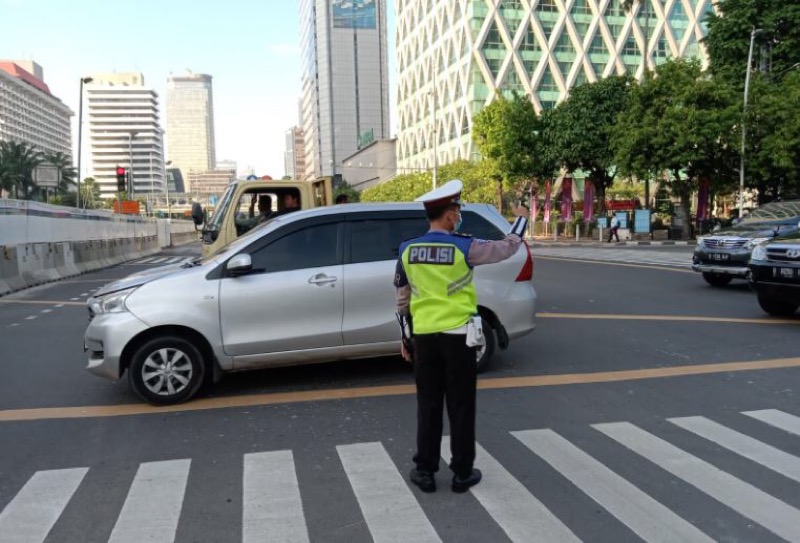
[84, 203, 537, 404]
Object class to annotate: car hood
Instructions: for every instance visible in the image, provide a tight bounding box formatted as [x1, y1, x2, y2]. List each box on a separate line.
[93, 262, 193, 297]
[711, 221, 798, 239]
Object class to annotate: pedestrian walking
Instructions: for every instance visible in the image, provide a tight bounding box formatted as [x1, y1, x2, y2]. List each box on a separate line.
[394, 179, 528, 493]
[607, 213, 620, 242]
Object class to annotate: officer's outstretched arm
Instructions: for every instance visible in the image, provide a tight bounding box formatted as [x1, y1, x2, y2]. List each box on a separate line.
[468, 216, 528, 266]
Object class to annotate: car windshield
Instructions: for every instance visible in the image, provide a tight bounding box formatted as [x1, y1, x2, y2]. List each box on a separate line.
[744, 201, 800, 222]
[205, 184, 237, 231]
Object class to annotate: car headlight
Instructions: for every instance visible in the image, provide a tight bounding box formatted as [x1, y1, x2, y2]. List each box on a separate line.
[88, 287, 136, 314]
[747, 237, 770, 249]
[751, 244, 767, 261]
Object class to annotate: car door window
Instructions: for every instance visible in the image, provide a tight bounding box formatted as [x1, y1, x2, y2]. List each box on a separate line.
[250, 223, 340, 272]
[460, 211, 504, 240]
[350, 218, 428, 264]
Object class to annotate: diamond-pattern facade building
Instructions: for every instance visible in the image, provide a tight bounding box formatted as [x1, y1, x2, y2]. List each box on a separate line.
[396, 0, 714, 174]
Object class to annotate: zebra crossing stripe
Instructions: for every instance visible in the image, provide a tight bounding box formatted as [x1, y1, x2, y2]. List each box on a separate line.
[0, 467, 87, 543]
[163, 257, 183, 264]
[594, 422, 800, 543]
[513, 429, 713, 543]
[243, 450, 309, 543]
[336, 442, 440, 543]
[149, 257, 170, 264]
[743, 409, 800, 437]
[107, 459, 190, 543]
[670, 416, 800, 483]
[443, 436, 579, 543]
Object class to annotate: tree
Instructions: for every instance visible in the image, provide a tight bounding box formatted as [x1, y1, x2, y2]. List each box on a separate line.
[704, 0, 800, 202]
[472, 92, 552, 212]
[613, 59, 739, 238]
[545, 75, 634, 213]
[0, 140, 42, 199]
[333, 179, 361, 203]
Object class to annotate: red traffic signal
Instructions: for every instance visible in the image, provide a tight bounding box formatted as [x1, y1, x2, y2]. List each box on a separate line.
[116, 166, 126, 176]
[116, 166, 127, 192]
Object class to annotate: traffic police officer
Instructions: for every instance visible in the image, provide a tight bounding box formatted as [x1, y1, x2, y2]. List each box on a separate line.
[394, 179, 528, 493]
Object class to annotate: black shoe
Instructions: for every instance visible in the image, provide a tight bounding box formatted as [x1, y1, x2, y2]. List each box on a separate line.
[410, 469, 436, 493]
[452, 468, 482, 493]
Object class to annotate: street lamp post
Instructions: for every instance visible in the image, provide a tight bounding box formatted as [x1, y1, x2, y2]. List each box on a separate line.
[739, 28, 763, 219]
[76, 76, 93, 208]
[128, 130, 139, 197]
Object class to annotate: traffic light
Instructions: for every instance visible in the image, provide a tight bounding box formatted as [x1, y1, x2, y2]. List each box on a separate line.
[116, 166, 126, 192]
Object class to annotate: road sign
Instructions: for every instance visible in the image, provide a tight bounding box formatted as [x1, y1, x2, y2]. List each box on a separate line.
[34, 165, 59, 187]
[246, 175, 258, 181]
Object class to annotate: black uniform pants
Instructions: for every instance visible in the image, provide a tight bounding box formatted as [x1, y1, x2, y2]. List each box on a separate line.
[412, 332, 477, 477]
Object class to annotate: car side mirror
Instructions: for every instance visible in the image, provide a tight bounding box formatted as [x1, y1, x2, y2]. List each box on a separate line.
[226, 254, 252, 276]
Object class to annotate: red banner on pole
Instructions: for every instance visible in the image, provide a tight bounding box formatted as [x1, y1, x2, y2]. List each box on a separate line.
[543, 180, 551, 224]
[530, 190, 536, 234]
[583, 179, 595, 223]
[561, 177, 573, 221]
[697, 177, 710, 221]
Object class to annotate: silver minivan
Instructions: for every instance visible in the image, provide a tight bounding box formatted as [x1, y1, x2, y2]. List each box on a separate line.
[85, 203, 537, 404]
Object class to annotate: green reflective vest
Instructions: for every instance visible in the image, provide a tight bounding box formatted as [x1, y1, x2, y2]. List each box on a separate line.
[400, 232, 476, 334]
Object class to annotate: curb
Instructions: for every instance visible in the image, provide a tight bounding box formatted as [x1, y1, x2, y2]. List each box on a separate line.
[528, 239, 696, 247]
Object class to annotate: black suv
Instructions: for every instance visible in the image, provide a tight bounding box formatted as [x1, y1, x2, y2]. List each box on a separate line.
[748, 229, 800, 316]
[692, 200, 800, 286]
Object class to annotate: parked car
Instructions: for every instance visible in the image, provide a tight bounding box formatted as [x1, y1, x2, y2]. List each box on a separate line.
[692, 200, 800, 286]
[84, 203, 537, 404]
[748, 227, 800, 316]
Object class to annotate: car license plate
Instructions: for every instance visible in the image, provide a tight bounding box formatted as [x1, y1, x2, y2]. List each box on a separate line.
[773, 267, 797, 279]
[709, 253, 729, 261]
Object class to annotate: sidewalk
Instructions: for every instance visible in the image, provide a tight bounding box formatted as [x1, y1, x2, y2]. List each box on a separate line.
[527, 236, 696, 247]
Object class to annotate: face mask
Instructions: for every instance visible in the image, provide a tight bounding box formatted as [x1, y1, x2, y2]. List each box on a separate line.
[452, 211, 462, 232]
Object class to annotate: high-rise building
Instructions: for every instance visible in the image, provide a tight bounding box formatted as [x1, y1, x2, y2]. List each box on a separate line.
[396, 0, 715, 174]
[284, 126, 306, 179]
[84, 73, 165, 199]
[299, 0, 390, 180]
[0, 60, 72, 158]
[166, 72, 216, 179]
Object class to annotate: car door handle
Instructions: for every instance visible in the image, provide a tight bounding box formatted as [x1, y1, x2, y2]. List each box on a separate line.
[308, 273, 338, 285]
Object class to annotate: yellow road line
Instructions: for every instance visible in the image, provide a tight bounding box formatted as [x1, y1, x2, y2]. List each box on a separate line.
[1, 357, 798, 423]
[0, 300, 84, 306]
[538, 313, 800, 325]
[535, 255, 695, 273]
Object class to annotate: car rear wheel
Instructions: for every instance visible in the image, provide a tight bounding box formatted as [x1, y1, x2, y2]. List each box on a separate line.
[757, 293, 800, 317]
[702, 273, 732, 287]
[128, 336, 206, 405]
[475, 318, 495, 373]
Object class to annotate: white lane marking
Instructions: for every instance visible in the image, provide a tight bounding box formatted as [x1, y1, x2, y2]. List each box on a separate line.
[79, 293, 88, 297]
[108, 459, 190, 543]
[69, 298, 80, 301]
[513, 429, 713, 543]
[744, 409, 800, 437]
[243, 450, 309, 543]
[594, 422, 800, 543]
[40, 309, 52, 314]
[25, 316, 36, 320]
[670, 416, 800, 483]
[443, 436, 579, 543]
[0, 467, 88, 543]
[337, 442, 441, 543]
[54, 304, 64, 308]
[9, 323, 19, 327]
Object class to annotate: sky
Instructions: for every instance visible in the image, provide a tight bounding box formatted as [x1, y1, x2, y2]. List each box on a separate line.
[2, 0, 397, 179]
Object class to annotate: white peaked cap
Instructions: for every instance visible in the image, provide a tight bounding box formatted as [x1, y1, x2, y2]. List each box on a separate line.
[415, 179, 464, 210]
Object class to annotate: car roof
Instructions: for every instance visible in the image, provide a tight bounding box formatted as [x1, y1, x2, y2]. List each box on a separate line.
[274, 201, 498, 223]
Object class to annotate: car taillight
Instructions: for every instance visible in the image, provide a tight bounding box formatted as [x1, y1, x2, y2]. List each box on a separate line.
[515, 243, 533, 281]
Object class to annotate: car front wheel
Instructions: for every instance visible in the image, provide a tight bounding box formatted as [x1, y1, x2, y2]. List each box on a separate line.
[475, 318, 495, 373]
[702, 272, 732, 287]
[128, 336, 206, 405]
[757, 293, 800, 317]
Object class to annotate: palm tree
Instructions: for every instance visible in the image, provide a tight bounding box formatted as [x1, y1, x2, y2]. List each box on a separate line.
[0, 140, 42, 199]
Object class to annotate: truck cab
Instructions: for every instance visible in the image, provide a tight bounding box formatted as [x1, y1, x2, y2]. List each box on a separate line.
[201, 177, 333, 256]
